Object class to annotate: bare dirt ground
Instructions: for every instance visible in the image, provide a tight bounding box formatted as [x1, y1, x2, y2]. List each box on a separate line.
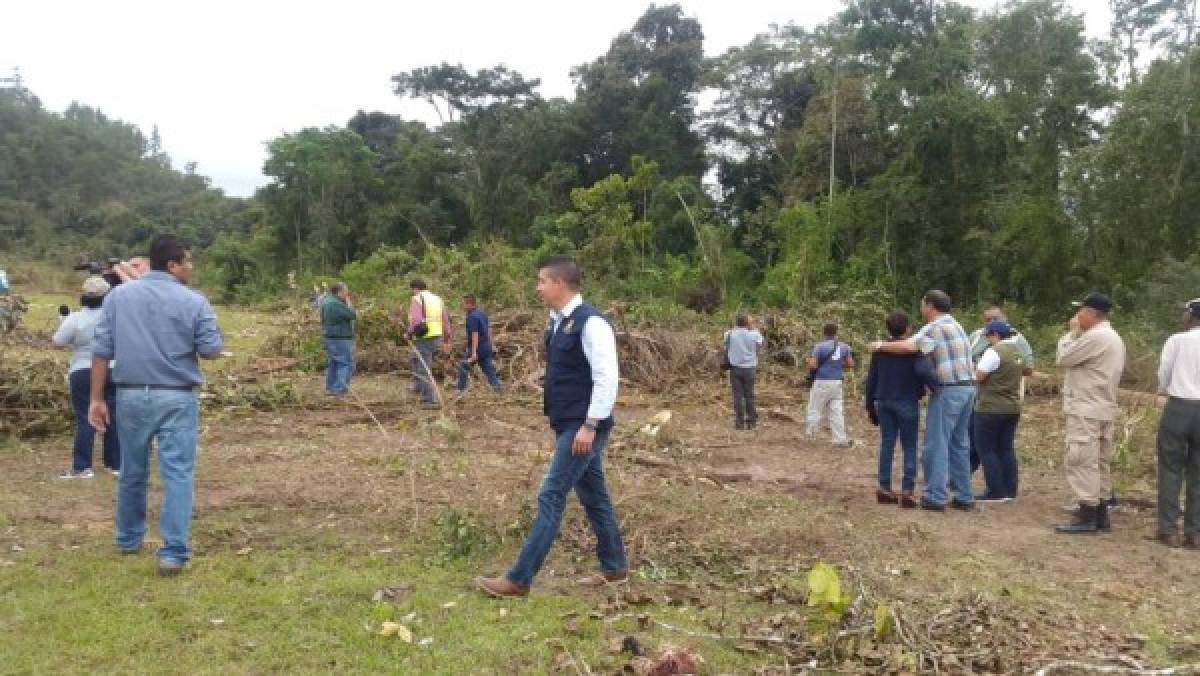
[3, 367, 1198, 673]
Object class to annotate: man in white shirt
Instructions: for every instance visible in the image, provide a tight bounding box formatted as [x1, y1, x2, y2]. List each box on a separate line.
[476, 256, 625, 597]
[1155, 298, 1200, 549]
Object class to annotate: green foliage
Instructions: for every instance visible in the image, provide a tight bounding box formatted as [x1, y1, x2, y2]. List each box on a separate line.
[434, 510, 496, 560]
[806, 562, 851, 623]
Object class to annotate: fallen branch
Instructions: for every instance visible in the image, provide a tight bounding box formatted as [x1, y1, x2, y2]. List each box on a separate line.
[1034, 661, 1200, 675]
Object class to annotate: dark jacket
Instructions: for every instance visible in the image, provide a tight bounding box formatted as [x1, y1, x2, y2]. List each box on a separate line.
[864, 347, 937, 423]
[320, 295, 357, 339]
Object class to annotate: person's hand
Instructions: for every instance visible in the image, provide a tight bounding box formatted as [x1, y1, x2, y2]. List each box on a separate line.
[468, 353, 478, 365]
[88, 401, 110, 433]
[572, 426, 596, 455]
[868, 340, 884, 352]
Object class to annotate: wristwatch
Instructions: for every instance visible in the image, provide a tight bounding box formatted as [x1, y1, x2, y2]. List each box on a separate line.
[583, 420, 598, 432]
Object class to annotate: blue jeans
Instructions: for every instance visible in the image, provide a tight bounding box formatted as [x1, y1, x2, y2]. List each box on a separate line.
[323, 338, 354, 394]
[69, 368, 119, 472]
[114, 388, 199, 564]
[456, 353, 501, 391]
[507, 422, 627, 587]
[875, 399, 919, 492]
[923, 386, 976, 505]
[974, 412, 1020, 498]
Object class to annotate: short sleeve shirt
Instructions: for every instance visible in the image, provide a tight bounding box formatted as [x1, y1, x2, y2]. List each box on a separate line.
[812, 340, 851, 381]
[914, 314, 975, 385]
[465, 308, 493, 356]
[725, 328, 763, 368]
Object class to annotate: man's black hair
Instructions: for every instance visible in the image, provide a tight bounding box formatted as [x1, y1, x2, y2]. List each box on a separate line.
[923, 289, 952, 314]
[823, 322, 838, 338]
[81, 295, 104, 309]
[735, 312, 749, 328]
[463, 293, 477, 304]
[538, 255, 582, 289]
[885, 311, 909, 338]
[149, 234, 188, 272]
[410, 278, 427, 291]
[330, 281, 347, 295]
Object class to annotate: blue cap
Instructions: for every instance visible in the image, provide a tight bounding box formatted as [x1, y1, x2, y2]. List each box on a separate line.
[985, 319, 1013, 337]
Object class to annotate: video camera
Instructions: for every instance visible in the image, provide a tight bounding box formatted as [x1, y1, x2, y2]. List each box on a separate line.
[73, 258, 123, 288]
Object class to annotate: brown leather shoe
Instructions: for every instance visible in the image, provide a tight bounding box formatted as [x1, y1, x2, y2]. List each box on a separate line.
[1153, 531, 1182, 548]
[900, 492, 918, 509]
[576, 570, 629, 588]
[876, 488, 898, 505]
[475, 576, 529, 598]
[1184, 534, 1200, 550]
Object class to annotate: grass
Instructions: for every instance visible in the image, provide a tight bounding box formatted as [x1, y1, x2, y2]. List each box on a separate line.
[0, 530, 779, 674]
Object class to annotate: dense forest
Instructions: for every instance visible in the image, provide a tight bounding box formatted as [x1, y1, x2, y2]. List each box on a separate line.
[4, 0, 1200, 324]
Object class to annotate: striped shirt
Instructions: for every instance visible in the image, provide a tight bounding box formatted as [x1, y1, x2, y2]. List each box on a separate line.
[913, 314, 975, 385]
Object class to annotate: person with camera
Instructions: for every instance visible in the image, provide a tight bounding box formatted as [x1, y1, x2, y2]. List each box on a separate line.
[405, 278, 453, 409]
[88, 235, 225, 576]
[52, 276, 120, 479]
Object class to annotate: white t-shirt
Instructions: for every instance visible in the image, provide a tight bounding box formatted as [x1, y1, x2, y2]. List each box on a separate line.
[52, 308, 104, 373]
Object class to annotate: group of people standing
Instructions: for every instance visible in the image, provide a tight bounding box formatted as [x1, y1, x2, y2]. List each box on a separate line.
[317, 278, 502, 405]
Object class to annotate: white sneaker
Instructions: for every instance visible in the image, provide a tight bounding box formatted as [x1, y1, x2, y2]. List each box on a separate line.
[109, 469, 120, 478]
[58, 468, 95, 480]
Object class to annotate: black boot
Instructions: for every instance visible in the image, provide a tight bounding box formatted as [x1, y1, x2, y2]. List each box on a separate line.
[1055, 503, 1099, 534]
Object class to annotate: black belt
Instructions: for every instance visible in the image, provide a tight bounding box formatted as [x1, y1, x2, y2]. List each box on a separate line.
[116, 384, 198, 391]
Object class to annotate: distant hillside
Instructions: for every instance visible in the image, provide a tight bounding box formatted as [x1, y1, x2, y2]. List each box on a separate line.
[0, 85, 251, 262]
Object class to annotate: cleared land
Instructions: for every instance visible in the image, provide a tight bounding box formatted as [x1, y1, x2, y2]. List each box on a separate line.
[0, 299, 1196, 674]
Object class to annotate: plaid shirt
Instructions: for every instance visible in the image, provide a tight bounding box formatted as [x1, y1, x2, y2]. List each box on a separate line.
[913, 314, 974, 385]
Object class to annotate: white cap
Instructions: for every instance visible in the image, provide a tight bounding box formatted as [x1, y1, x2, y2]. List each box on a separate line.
[81, 276, 111, 296]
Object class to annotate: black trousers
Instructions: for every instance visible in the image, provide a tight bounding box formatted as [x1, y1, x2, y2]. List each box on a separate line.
[973, 412, 1020, 499]
[1158, 397, 1200, 535]
[729, 367, 757, 425]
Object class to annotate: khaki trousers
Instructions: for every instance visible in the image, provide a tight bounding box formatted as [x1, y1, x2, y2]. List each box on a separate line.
[807, 380, 847, 444]
[1064, 414, 1115, 506]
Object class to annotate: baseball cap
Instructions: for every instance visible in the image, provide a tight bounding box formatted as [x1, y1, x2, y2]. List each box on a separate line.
[1186, 298, 1200, 318]
[984, 319, 1012, 337]
[1071, 292, 1113, 314]
[81, 276, 111, 297]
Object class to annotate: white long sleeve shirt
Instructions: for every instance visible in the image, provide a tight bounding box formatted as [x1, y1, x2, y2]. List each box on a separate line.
[550, 294, 619, 420]
[1158, 326, 1200, 400]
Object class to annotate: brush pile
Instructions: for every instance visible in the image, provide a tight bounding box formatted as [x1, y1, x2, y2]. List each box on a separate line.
[0, 352, 72, 438]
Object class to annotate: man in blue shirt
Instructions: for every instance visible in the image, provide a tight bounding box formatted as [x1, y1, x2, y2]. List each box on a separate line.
[89, 234, 224, 576]
[456, 294, 502, 393]
[807, 322, 855, 448]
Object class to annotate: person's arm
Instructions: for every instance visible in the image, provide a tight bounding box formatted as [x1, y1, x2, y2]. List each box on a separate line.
[195, 298, 225, 359]
[406, 296, 423, 338]
[975, 347, 1000, 384]
[574, 316, 619, 455]
[874, 336, 921, 354]
[469, 328, 480, 363]
[51, 313, 75, 347]
[1158, 335, 1178, 394]
[1056, 329, 1101, 369]
[864, 356, 879, 424]
[1017, 334, 1034, 374]
[87, 305, 116, 432]
[843, 344, 855, 370]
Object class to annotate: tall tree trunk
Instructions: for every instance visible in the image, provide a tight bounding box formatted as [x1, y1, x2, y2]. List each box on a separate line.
[1171, 0, 1198, 237]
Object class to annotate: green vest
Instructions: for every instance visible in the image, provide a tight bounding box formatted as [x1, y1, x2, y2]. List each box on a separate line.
[976, 342, 1023, 415]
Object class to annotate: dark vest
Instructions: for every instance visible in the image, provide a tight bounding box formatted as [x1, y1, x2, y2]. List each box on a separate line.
[976, 342, 1024, 415]
[544, 303, 613, 429]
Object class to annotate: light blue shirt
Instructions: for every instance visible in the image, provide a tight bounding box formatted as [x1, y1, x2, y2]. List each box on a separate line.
[724, 328, 763, 368]
[92, 271, 224, 387]
[53, 307, 105, 373]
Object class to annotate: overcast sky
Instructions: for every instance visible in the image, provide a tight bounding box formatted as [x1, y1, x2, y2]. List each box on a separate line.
[2, 0, 1112, 197]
